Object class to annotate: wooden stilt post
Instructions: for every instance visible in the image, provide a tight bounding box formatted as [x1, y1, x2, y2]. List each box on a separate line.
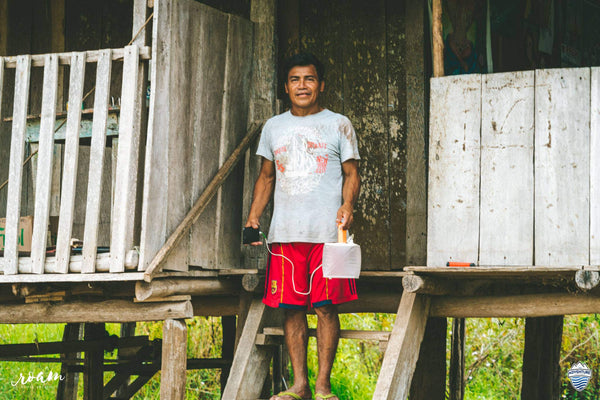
[373, 292, 430, 400]
[160, 319, 188, 400]
[410, 317, 447, 399]
[449, 318, 466, 400]
[116, 322, 137, 398]
[521, 316, 563, 400]
[84, 323, 105, 400]
[56, 323, 83, 400]
[221, 316, 237, 393]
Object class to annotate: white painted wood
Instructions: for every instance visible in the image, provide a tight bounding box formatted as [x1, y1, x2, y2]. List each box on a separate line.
[132, 0, 149, 47]
[535, 68, 590, 266]
[55, 52, 86, 274]
[591, 67, 600, 264]
[4, 55, 31, 275]
[82, 49, 112, 274]
[31, 54, 59, 274]
[3, 47, 151, 68]
[479, 71, 534, 265]
[139, 0, 172, 271]
[427, 74, 482, 266]
[110, 45, 141, 273]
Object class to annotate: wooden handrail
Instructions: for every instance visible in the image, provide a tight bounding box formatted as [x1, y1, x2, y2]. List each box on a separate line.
[143, 121, 263, 282]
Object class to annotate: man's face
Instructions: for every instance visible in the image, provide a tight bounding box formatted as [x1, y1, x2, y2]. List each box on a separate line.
[285, 65, 324, 112]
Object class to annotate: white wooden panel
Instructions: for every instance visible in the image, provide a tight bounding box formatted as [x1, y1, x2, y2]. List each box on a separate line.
[591, 67, 600, 264]
[31, 54, 59, 274]
[139, 0, 172, 271]
[110, 45, 141, 273]
[4, 56, 31, 275]
[82, 49, 112, 273]
[479, 71, 534, 265]
[215, 14, 253, 268]
[188, 5, 229, 268]
[535, 68, 590, 266]
[427, 74, 481, 266]
[55, 52, 86, 273]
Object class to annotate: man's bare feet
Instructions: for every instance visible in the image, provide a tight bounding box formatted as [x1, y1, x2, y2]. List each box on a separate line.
[269, 383, 312, 400]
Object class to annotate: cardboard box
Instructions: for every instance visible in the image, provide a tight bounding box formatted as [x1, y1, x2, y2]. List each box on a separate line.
[0, 216, 33, 252]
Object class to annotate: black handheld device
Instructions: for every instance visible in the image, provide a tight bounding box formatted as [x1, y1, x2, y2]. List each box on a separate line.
[243, 226, 261, 244]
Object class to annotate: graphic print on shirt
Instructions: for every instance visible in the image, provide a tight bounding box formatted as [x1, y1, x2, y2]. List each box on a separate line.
[273, 126, 329, 195]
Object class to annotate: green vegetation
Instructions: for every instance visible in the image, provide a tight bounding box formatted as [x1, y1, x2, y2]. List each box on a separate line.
[0, 314, 598, 399]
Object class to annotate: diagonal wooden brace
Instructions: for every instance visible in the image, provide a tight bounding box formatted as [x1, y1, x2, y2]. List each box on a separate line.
[373, 292, 430, 400]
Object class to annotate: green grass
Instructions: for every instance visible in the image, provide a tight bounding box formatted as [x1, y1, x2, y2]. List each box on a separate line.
[0, 315, 598, 399]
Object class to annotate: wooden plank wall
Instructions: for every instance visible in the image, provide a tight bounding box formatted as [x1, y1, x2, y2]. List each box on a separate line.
[139, 0, 253, 271]
[428, 68, 594, 267]
[278, 0, 409, 269]
[427, 75, 481, 267]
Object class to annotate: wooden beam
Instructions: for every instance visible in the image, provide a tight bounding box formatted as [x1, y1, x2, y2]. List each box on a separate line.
[432, 0, 444, 77]
[0, 300, 193, 324]
[135, 278, 239, 301]
[84, 323, 105, 400]
[409, 317, 447, 400]
[259, 327, 391, 343]
[160, 319, 187, 400]
[402, 275, 453, 295]
[575, 270, 600, 291]
[2, 47, 152, 68]
[430, 294, 600, 317]
[0, 0, 7, 56]
[142, 122, 263, 280]
[132, 0, 150, 47]
[373, 293, 430, 399]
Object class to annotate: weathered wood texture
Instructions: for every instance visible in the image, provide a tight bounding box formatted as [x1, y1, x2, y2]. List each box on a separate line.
[0, 299, 193, 323]
[160, 319, 188, 400]
[405, 0, 428, 267]
[373, 292, 430, 399]
[480, 71, 534, 265]
[31, 55, 59, 274]
[55, 52, 86, 274]
[427, 74, 481, 266]
[590, 67, 600, 263]
[140, 0, 254, 272]
[4, 56, 31, 275]
[428, 67, 595, 267]
[535, 68, 590, 266]
[279, 0, 409, 269]
[409, 317, 447, 400]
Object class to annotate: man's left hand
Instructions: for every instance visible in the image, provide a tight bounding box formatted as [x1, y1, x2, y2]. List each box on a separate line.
[336, 203, 354, 230]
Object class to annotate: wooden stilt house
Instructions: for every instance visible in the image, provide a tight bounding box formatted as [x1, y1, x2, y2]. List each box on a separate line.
[0, 0, 598, 399]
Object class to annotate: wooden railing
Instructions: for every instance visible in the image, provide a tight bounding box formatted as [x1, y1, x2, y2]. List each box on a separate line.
[0, 45, 150, 275]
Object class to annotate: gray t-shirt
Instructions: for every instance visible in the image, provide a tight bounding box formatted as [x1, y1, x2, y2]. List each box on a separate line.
[257, 109, 360, 243]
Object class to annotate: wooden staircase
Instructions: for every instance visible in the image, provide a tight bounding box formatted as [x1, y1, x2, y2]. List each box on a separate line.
[222, 292, 429, 400]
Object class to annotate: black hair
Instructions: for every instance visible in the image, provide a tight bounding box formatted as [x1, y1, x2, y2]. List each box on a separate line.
[283, 52, 325, 82]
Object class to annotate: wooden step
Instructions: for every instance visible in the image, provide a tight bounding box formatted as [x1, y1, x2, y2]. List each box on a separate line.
[256, 327, 390, 346]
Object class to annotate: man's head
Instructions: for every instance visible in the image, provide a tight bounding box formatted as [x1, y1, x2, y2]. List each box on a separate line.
[283, 53, 325, 116]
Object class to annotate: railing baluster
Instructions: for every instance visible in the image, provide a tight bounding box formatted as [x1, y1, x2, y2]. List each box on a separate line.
[4, 55, 31, 275]
[110, 45, 141, 273]
[31, 54, 59, 274]
[82, 49, 112, 274]
[55, 52, 86, 274]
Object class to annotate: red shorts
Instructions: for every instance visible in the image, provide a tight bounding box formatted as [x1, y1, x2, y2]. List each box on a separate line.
[263, 243, 358, 309]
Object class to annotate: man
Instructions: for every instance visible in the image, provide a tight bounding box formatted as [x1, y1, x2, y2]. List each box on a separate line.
[245, 53, 360, 400]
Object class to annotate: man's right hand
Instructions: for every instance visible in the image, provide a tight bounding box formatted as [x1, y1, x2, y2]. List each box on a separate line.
[244, 218, 263, 246]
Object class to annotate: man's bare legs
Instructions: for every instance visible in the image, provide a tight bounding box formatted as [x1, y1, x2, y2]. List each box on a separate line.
[270, 305, 340, 400]
[314, 304, 340, 399]
[271, 309, 311, 400]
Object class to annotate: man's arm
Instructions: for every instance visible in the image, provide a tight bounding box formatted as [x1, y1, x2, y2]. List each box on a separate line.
[337, 159, 360, 230]
[245, 157, 275, 244]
